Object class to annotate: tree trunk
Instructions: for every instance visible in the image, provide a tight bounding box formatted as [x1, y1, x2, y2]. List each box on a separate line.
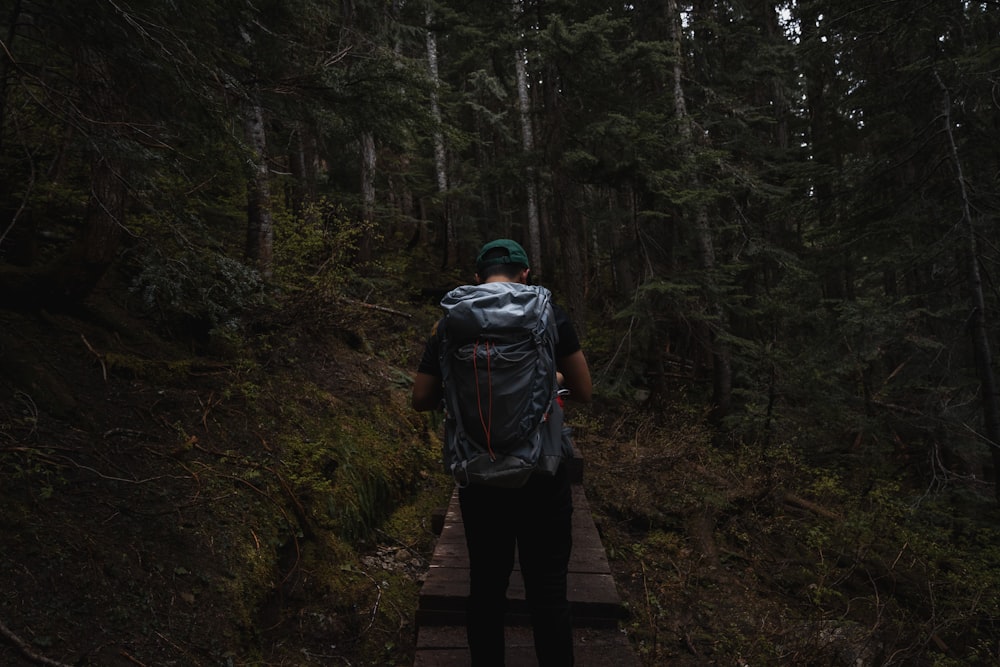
[391, 0, 417, 246]
[358, 130, 376, 263]
[668, 0, 732, 421]
[512, 0, 542, 275]
[244, 91, 274, 280]
[287, 122, 317, 215]
[52, 156, 124, 297]
[610, 187, 637, 297]
[0, 0, 22, 154]
[0, 45, 126, 311]
[426, 7, 455, 268]
[938, 74, 1000, 501]
[538, 32, 587, 326]
[0, 156, 126, 311]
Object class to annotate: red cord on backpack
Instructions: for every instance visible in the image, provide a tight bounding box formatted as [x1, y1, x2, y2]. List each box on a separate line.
[473, 340, 495, 461]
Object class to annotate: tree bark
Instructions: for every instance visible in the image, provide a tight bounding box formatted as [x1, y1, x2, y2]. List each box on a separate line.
[358, 130, 376, 263]
[0, 154, 125, 311]
[44, 156, 124, 301]
[287, 122, 318, 214]
[544, 54, 586, 332]
[668, 0, 732, 421]
[244, 91, 274, 280]
[0, 0, 22, 154]
[937, 73, 1000, 501]
[426, 7, 455, 268]
[0, 45, 126, 311]
[512, 0, 542, 275]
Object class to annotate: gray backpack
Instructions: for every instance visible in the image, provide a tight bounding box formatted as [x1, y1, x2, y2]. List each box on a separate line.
[438, 282, 566, 487]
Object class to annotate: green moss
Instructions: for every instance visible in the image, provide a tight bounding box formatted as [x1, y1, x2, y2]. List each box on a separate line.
[103, 352, 199, 383]
[380, 470, 453, 547]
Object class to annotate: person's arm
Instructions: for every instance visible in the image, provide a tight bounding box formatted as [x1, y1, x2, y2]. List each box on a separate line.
[411, 372, 443, 411]
[557, 349, 592, 403]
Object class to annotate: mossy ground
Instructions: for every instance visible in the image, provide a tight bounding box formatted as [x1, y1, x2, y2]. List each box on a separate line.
[0, 285, 450, 666]
[2, 282, 998, 666]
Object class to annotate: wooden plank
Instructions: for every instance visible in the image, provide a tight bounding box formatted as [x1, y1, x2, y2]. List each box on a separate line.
[420, 570, 623, 609]
[417, 485, 626, 629]
[414, 460, 640, 665]
[567, 443, 584, 485]
[414, 625, 639, 667]
[425, 488, 611, 570]
[426, 544, 609, 575]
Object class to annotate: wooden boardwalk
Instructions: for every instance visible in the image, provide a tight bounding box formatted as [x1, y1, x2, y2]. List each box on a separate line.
[413, 453, 640, 666]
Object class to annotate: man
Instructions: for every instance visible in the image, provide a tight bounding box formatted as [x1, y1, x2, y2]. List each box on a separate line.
[412, 239, 592, 666]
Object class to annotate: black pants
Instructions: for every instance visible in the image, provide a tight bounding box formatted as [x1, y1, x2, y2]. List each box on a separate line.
[458, 464, 574, 667]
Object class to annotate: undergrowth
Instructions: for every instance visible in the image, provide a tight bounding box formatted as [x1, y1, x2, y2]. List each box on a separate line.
[4, 216, 999, 666]
[581, 397, 1000, 666]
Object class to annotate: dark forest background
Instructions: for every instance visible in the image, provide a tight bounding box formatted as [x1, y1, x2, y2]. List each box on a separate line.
[1, 1, 999, 665]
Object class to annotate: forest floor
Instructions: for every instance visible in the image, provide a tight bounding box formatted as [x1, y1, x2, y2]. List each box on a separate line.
[0, 278, 986, 666]
[0, 281, 452, 666]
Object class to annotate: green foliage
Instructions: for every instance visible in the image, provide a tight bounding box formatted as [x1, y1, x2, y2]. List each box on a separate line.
[595, 279, 705, 395]
[272, 199, 363, 293]
[326, 412, 435, 540]
[784, 472, 1000, 662]
[129, 244, 265, 339]
[273, 387, 437, 542]
[591, 408, 1000, 664]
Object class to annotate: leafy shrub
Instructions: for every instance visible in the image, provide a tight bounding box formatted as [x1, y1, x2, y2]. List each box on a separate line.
[130, 245, 265, 339]
[272, 198, 364, 292]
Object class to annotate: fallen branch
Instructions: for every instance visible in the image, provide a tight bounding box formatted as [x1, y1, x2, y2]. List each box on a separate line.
[0, 617, 75, 667]
[353, 567, 384, 634]
[339, 296, 412, 319]
[228, 474, 302, 585]
[118, 649, 149, 666]
[783, 492, 842, 522]
[80, 334, 108, 381]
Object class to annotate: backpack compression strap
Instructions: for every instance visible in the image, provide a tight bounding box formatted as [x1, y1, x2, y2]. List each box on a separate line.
[473, 339, 495, 461]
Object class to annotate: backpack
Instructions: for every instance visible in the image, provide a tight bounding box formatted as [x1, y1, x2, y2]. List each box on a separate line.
[438, 282, 566, 487]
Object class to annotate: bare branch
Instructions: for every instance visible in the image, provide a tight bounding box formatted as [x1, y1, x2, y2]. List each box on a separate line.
[0, 617, 75, 667]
